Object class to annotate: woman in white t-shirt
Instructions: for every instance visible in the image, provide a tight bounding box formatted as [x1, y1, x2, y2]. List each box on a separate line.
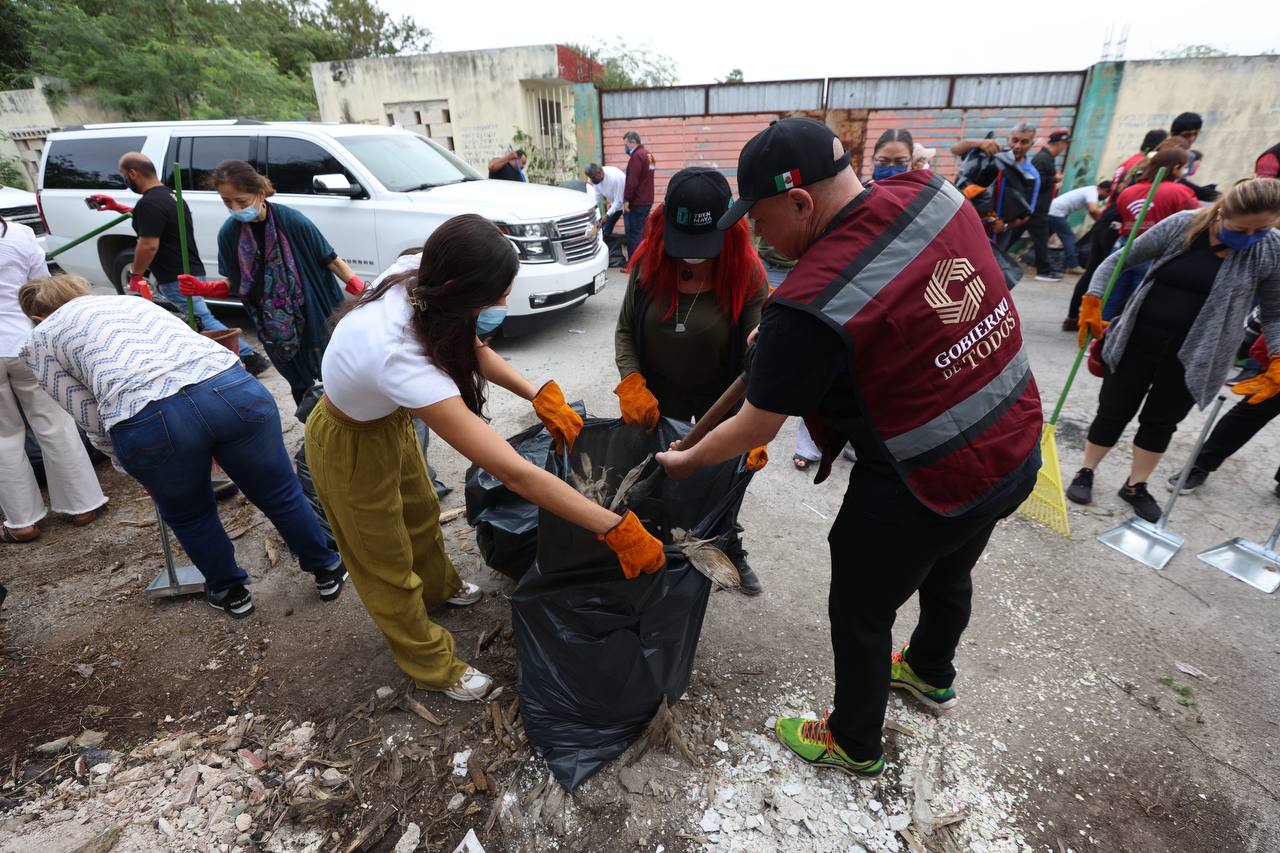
[306, 214, 665, 702]
[0, 216, 106, 548]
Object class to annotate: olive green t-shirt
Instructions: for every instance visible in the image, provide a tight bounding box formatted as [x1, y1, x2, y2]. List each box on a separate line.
[615, 266, 767, 421]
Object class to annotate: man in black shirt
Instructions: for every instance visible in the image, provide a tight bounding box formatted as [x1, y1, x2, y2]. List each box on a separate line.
[118, 152, 268, 375]
[1028, 129, 1069, 281]
[656, 118, 1039, 780]
[487, 149, 527, 182]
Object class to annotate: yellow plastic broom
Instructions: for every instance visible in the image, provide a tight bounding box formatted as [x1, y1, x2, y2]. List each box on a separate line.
[1018, 167, 1167, 536]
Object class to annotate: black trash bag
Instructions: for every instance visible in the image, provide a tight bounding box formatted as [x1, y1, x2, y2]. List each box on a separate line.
[463, 404, 583, 581]
[512, 416, 753, 790]
[990, 243, 1025, 290]
[294, 444, 336, 550]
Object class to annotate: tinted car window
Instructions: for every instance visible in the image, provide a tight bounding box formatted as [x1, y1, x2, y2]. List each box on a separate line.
[166, 136, 253, 191]
[43, 137, 146, 190]
[265, 137, 353, 195]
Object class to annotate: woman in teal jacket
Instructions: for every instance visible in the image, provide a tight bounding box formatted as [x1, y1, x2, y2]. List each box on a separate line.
[179, 159, 365, 403]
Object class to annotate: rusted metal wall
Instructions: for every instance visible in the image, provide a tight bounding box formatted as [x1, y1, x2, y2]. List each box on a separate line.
[601, 72, 1083, 195]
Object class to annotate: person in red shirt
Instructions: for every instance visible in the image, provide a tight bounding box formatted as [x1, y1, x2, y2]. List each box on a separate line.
[1103, 146, 1198, 319]
[622, 131, 656, 259]
[1112, 129, 1169, 190]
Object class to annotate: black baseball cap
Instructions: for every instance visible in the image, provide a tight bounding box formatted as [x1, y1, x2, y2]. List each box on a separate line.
[1048, 128, 1072, 143]
[664, 167, 732, 258]
[718, 117, 851, 229]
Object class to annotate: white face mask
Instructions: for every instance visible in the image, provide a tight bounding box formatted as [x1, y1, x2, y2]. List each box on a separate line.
[681, 258, 708, 265]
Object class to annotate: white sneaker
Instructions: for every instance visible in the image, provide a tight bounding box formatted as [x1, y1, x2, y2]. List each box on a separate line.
[443, 666, 494, 702]
[447, 581, 483, 606]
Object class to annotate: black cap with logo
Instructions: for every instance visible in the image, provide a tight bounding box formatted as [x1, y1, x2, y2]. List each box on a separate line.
[664, 167, 732, 259]
[718, 117, 852, 229]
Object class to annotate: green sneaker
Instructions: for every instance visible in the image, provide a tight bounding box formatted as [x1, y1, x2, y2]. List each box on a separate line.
[774, 712, 884, 778]
[890, 645, 957, 713]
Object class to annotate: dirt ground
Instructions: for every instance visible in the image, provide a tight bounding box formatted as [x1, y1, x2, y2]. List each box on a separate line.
[2, 268, 1278, 852]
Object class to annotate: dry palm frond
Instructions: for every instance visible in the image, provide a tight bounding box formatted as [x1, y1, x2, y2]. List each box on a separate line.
[671, 528, 740, 589]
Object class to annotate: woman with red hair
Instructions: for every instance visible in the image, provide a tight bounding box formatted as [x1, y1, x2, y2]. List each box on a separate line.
[614, 167, 769, 593]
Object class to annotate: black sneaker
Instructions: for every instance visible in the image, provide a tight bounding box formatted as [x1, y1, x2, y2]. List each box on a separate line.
[241, 352, 272, 377]
[724, 531, 762, 596]
[207, 584, 254, 618]
[1118, 481, 1162, 522]
[1066, 468, 1094, 505]
[1061, 318, 1079, 332]
[314, 561, 348, 602]
[1167, 467, 1209, 494]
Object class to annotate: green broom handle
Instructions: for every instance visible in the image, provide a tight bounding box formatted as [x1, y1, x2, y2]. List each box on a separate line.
[1048, 166, 1167, 426]
[44, 213, 132, 261]
[173, 162, 197, 329]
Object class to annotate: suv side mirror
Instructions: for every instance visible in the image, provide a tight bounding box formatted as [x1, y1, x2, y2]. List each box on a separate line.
[313, 173, 363, 197]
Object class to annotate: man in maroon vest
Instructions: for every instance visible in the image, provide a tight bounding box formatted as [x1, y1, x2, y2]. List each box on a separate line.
[657, 118, 1042, 777]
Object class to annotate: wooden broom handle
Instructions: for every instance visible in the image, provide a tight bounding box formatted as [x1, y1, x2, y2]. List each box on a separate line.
[681, 376, 748, 450]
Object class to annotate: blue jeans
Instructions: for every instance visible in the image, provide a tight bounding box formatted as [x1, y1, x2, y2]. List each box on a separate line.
[624, 204, 651, 257]
[1045, 214, 1080, 269]
[110, 365, 339, 592]
[155, 280, 256, 358]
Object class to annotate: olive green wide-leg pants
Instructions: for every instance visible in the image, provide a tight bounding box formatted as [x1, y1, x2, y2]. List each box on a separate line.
[305, 400, 468, 689]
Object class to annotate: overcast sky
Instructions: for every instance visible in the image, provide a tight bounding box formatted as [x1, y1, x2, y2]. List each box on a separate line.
[381, 0, 1278, 84]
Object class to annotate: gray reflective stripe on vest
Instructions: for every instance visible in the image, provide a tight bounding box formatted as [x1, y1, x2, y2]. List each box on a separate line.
[883, 343, 1032, 462]
[818, 180, 966, 326]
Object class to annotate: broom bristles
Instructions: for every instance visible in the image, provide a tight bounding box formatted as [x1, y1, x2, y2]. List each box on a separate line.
[1017, 425, 1072, 537]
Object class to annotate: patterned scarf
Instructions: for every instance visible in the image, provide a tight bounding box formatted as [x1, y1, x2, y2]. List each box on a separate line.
[236, 204, 305, 359]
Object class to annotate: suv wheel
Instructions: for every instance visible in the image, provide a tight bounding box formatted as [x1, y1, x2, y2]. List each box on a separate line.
[109, 249, 135, 296]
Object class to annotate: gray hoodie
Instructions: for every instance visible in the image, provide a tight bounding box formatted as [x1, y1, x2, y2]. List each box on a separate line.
[1088, 210, 1280, 408]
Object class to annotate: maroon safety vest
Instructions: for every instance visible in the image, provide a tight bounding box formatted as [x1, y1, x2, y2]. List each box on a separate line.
[774, 170, 1043, 517]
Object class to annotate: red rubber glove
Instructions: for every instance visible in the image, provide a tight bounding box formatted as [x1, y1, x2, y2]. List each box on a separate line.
[128, 274, 152, 301]
[86, 194, 132, 214]
[600, 511, 666, 579]
[345, 275, 365, 295]
[179, 275, 230, 298]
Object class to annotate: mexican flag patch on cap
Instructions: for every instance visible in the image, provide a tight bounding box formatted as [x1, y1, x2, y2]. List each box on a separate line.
[774, 168, 802, 192]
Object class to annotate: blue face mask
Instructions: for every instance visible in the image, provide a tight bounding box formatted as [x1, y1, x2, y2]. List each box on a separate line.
[872, 163, 910, 182]
[624, 145, 634, 156]
[475, 306, 508, 335]
[228, 205, 259, 223]
[1218, 226, 1269, 251]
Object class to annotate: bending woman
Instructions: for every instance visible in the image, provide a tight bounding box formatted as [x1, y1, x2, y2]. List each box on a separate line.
[613, 167, 768, 593]
[180, 160, 366, 404]
[306, 214, 664, 702]
[1068, 178, 1280, 521]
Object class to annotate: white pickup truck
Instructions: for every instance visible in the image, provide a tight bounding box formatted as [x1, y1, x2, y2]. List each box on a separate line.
[37, 121, 606, 334]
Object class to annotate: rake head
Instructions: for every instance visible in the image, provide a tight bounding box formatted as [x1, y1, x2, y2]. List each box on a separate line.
[1017, 424, 1071, 537]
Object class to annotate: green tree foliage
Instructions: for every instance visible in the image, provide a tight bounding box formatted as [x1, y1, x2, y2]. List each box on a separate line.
[12, 0, 430, 120]
[719, 68, 744, 83]
[567, 39, 679, 89]
[0, 0, 34, 90]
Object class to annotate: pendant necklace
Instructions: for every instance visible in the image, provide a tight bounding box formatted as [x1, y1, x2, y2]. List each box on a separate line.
[675, 286, 702, 333]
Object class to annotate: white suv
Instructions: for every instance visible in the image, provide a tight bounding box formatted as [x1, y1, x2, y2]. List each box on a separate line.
[37, 121, 606, 334]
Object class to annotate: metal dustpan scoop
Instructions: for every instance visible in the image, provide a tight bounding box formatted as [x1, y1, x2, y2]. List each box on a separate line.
[1097, 395, 1225, 572]
[1197, 517, 1280, 594]
[144, 500, 206, 598]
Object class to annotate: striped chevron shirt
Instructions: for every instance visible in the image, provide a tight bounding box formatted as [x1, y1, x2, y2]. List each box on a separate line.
[21, 295, 238, 455]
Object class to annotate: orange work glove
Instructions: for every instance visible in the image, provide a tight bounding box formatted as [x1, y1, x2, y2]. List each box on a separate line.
[1077, 294, 1108, 349]
[745, 446, 768, 472]
[1232, 356, 1280, 405]
[600, 510, 665, 579]
[532, 380, 582, 452]
[614, 373, 660, 431]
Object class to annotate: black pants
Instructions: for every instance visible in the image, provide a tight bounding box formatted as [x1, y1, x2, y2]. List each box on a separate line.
[1067, 215, 1119, 320]
[1026, 213, 1052, 274]
[825, 484, 1022, 760]
[1195, 394, 1280, 481]
[1087, 330, 1196, 453]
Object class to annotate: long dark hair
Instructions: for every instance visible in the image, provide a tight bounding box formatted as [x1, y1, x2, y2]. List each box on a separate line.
[337, 214, 518, 417]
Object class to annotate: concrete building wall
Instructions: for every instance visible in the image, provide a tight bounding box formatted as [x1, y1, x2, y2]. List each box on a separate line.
[1083, 55, 1280, 190]
[0, 78, 122, 188]
[311, 46, 594, 176]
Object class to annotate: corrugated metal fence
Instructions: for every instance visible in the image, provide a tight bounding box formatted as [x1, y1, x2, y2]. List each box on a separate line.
[601, 72, 1084, 201]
